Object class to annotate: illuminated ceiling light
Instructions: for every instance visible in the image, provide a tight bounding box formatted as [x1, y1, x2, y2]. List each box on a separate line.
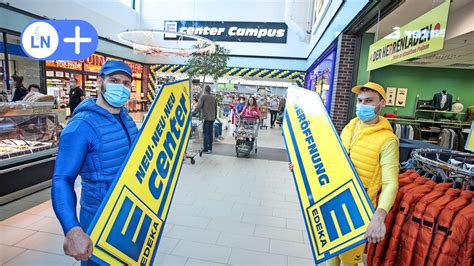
[392, 26, 400, 31]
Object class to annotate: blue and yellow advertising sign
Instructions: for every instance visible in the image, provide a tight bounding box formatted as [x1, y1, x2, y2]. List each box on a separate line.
[87, 79, 191, 265]
[282, 85, 374, 264]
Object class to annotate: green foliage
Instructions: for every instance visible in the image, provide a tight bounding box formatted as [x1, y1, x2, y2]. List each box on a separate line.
[186, 44, 230, 82]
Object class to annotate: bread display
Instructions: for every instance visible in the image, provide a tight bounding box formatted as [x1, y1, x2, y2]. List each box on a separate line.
[23, 92, 55, 102]
[0, 103, 34, 116]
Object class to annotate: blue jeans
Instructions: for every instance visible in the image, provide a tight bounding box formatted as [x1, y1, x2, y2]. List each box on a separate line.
[203, 120, 214, 151]
[214, 120, 222, 138]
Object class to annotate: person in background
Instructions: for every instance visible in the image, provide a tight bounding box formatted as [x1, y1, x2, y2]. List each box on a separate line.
[269, 96, 279, 128]
[28, 84, 41, 93]
[239, 96, 261, 144]
[235, 96, 246, 113]
[289, 82, 399, 266]
[233, 96, 246, 126]
[194, 85, 217, 153]
[259, 97, 269, 127]
[240, 96, 261, 118]
[68, 78, 85, 116]
[51, 61, 138, 264]
[213, 118, 224, 141]
[278, 96, 286, 113]
[11, 75, 28, 101]
[191, 97, 199, 113]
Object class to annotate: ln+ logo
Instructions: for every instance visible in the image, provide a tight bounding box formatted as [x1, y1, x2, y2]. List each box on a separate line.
[21, 20, 98, 60]
[21, 21, 59, 59]
[63, 26, 92, 55]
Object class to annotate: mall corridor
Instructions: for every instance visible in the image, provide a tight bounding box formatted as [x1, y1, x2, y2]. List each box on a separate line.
[0, 125, 316, 266]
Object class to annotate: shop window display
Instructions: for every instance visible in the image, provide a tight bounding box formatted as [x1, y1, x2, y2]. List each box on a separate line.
[1, 34, 41, 102]
[305, 49, 336, 112]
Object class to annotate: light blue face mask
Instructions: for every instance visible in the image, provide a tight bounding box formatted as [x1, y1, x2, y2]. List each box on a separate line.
[102, 83, 130, 108]
[356, 104, 378, 122]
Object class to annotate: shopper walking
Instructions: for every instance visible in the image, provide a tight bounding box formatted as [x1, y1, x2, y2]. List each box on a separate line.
[240, 96, 261, 144]
[51, 61, 138, 264]
[269, 96, 279, 128]
[240, 96, 261, 118]
[289, 82, 399, 265]
[68, 77, 85, 116]
[278, 96, 286, 113]
[11, 75, 28, 101]
[194, 85, 217, 153]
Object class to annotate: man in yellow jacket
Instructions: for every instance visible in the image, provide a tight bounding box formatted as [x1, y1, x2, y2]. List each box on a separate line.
[290, 82, 399, 265]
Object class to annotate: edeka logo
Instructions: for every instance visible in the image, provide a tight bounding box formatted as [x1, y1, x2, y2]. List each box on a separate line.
[318, 189, 364, 242]
[106, 197, 153, 262]
[21, 20, 98, 60]
[306, 183, 367, 251]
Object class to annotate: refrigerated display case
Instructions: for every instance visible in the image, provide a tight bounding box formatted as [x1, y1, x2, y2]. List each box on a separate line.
[0, 109, 59, 205]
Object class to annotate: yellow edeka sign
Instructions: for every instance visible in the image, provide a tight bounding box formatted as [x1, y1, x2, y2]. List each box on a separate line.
[87, 79, 191, 265]
[367, 1, 450, 71]
[283, 85, 374, 264]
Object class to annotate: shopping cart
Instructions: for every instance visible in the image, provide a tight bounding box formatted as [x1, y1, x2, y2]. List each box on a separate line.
[185, 116, 203, 164]
[234, 116, 259, 158]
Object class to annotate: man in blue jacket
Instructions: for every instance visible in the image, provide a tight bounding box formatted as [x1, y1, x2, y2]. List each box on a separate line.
[51, 60, 138, 264]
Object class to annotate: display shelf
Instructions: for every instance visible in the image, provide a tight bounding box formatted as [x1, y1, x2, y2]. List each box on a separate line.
[416, 109, 465, 115]
[418, 120, 463, 126]
[422, 140, 439, 144]
[387, 118, 418, 122]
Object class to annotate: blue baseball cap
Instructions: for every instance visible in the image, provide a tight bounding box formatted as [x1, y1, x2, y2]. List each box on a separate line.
[98, 60, 132, 78]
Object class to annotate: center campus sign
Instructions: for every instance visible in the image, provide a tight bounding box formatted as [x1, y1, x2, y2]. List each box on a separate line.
[367, 1, 450, 71]
[164, 21, 288, 43]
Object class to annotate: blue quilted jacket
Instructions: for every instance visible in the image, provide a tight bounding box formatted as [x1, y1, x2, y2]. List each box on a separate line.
[71, 99, 138, 214]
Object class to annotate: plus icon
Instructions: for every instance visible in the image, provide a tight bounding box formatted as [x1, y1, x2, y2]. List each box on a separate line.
[63, 26, 92, 54]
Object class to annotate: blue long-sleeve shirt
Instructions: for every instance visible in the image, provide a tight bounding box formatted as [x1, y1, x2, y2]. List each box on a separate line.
[52, 114, 126, 235]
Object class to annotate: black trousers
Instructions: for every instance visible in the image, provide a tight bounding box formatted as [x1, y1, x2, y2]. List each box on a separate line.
[270, 110, 278, 126]
[203, 120, 214, 151]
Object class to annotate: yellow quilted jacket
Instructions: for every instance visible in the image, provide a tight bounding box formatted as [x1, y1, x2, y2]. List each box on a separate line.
[340, 116, 398, 206]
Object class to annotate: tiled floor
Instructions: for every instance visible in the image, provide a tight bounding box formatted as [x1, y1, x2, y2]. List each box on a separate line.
[0, 119, 322, 266]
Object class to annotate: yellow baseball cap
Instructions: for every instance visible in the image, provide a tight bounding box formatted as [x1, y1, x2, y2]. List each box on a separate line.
[351, 82, 387, 102]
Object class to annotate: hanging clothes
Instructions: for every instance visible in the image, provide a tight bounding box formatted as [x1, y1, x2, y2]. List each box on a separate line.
[368, 174, 428, 266]
[435, 202, 474, 266]
[456, 208, 474, 266]
[408, 126, 414, 140]
[424, 190, 473, 266]
[366, 170, 421, 265]
[410, 188, 462, 265]
[397, 183, 453, 266]
[439, 128, 452, 149]
[383, 180, 436, 266]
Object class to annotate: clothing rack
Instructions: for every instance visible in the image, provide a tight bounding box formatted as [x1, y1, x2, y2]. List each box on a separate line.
[411, 148, 474, 178]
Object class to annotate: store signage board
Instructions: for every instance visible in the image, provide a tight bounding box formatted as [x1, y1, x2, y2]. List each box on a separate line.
[367, 1, 450, 71]
[282, 85, 374, 264]
[465, 122, 474, 152]
[83, 53, 106, 73]
[164, 21, 287, 43]
[46, 61, 82, 71]
[87, 79, 191, 265]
